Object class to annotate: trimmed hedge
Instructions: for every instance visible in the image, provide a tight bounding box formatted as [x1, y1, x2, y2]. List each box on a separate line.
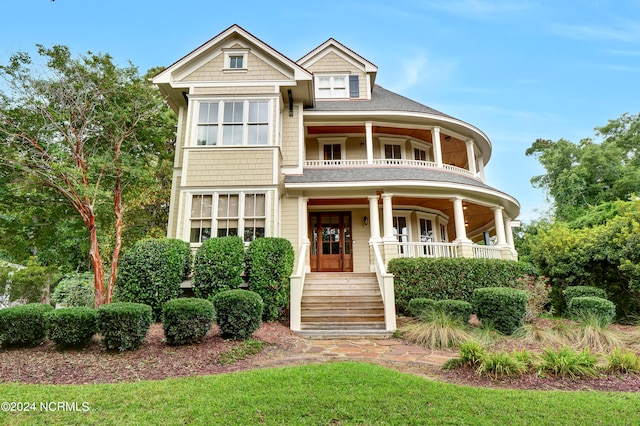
[51, 272, 94, 308]
[97, 302, 152, 351]
[568, 296, 616, 326]
[162, 298, 215, 345]
[213, 289, 263, 340]
[473, 287, 527, 335]
[438, 300, 473, 324]
[0, 303, 53, 348]
[193, 236, 244, 300]
[564, 286, 607, 304]
[388, 257, 532, 314]
[47, 307, 97, 349]
[116, 238, 192, 321]
[245, 238, 294, 321]
[407, 298, 438, 318]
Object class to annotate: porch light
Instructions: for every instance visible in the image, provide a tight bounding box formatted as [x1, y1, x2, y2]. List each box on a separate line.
[363, 216, 369, 226]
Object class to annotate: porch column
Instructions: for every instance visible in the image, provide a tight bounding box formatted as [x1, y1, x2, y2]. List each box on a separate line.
[298, 197, 309, 245]
[465, 139, 477, 176]
[505, 217, 515, 251]
[493, 206, 508, 247]
[477, 156, 486, 181]
[432, 126, 443, 168]
[365, 121, 374, 164]
[368, 195, 381, 241]
[452, 197, 471, 243]
[381, 193, 395, 241]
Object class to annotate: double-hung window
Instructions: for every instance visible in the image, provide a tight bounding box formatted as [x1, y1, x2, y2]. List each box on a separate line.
[196, 99, 270, 146]
[316, 75, 347, 99]
[190, 192, 266, 243]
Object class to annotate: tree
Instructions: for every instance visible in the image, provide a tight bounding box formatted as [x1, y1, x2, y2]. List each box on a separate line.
[0, 45, 172, 307]
[526, 113, 640, 221]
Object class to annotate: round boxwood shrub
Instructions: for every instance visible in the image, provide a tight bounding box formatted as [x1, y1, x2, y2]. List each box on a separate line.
[438, 300, 473, 324]
[213, 289, 263, 340]
[473, 287, 527, 335]
[116, 238, 192, 321]
[407, 298, 438, 318]
[47, 307, 97, 349]
[0, 303, 53, 348]
[162, 298, 215, 345]
[568, 296, 616, 326]
[193, 236, 244, 300]
[564, 286, 606, 304]
[97, 302, 152, 351]
[51, 272, 94, 308]
[245, 238, 294, 321]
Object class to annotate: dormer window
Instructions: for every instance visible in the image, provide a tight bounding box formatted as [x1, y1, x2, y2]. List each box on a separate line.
[223, 49, 249, 71]
[315, 74, 360, 99]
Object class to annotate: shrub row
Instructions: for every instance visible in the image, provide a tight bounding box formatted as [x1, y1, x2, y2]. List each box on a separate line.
[388, 257, 532, 314]
[473, 287, 527, 335]
[162, 298, 215, 345]
[0, 303, 53, 347]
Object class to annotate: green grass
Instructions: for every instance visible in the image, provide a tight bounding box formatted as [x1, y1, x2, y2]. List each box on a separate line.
[1, 362, 639, 425]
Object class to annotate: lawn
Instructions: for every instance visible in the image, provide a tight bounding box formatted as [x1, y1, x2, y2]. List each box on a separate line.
[1, 362, 638, 425]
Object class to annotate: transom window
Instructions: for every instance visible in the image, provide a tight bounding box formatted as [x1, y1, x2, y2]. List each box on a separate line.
[196, 100, 270, 146]
[190, 192, 266, 243]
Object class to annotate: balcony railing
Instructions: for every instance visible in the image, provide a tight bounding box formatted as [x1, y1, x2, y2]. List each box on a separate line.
[304, 159, 477, 179]
[472, 245, 503, 259]
[394, 241, 505, 259]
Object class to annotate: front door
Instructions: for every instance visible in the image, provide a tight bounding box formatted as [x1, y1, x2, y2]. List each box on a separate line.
[309, 212, 353, 272]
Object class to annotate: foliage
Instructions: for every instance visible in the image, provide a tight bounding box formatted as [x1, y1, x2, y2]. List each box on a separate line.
[400, 310, 473, 349]
[473, 287, 527, 335]
[193, 236, 244, 300]
[604, 347, 640, 374]
[97, 302, 152, 351]
[212, 289, 263, 340]
[115, 238, 192, 321]
[438, 300, 473, 324]
[568, 296, 616, 327]
[0, 45, 176, 307]
[570, 312, 624, 352]
[407, 298, 437, 318]
[218, 339, 264, 365]
[564, 286, 607, 304]
[388, 257, 532, 314]
[0, 303, 53, 347]
[245, 238, 294, 321]
[537, 347, 599, 378]
[50, 272, 94, 307]
[47, 307, 97, 349]
[4, 257, 56, 304]
[475, 351, 528, 378]
[511, 275, 551, 322]
[458, 341, 487, 367]
[161, 298, 215, 346]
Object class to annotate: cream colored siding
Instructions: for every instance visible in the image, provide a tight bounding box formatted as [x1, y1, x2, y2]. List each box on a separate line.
[183, 149, 275, 187]
[351, 208, 371, 273]
[280, 107, 300, 167]
[306, 52, 367, 99]
[182, 52, 288, 82]
[345, 137, 366, 159]
[305, 138, 319, 160]
[174, 108, 189, 168]
[167, 174, 182, 238]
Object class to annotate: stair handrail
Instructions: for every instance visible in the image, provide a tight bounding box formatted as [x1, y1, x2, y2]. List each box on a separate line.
[371, 242, 397, 332]
[289, 241, 309, 332]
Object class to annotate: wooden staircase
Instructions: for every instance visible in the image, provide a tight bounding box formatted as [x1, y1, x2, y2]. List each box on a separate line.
[298, 272, 391, 339]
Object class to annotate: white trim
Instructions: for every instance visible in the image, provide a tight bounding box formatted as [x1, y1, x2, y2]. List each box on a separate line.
[409, 139, 432, 162]
[317, 137, 347, 161]
[223, 48, 249, 71]
[378, 137, 406, 160]
[314, 73, 350, 99]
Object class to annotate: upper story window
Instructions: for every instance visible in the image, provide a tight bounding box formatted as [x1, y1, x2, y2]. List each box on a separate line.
[195, 99, 270, 146]
[223, 49, 248, 71]
[315, 74, 360, 99]
[385, 144, 402, 160]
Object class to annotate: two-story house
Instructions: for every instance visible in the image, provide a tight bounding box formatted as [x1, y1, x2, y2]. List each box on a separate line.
[153, 24, 520, 337]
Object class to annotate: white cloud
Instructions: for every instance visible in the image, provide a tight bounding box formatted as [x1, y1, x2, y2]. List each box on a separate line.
[386, 50, 456, 93]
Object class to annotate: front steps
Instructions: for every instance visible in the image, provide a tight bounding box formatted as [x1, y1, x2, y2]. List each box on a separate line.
[298, 272, 391, 339]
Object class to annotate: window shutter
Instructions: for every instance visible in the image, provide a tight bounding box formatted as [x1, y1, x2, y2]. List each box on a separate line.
[349, 75, 359, 98]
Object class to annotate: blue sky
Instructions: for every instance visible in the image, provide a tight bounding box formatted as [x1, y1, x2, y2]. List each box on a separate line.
[3, 0, 640, 222]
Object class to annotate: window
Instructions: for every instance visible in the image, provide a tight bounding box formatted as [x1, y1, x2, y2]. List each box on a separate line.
[419, 218, 434, 242]
[392, 216, 409, 254]
[229, 55, 243, 69]
[385, 144, 402, 160]
[414, 148, 427, 162]
[189, 192, 267, 243]
[224, 50, 248, 70]
[440, 224, 448, 242]
[315, 75, 348, 99]
[323, 144, 342, 161]
[195, 100, 270, 146]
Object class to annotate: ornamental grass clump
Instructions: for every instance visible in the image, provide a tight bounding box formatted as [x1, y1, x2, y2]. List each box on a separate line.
[0, 303, 53, 348]
[571, 311, 623, 352]
[538, 347, 599, 378]
[47, 307, 97, 349]
[475, 350, 529, 379]
[400, 309, 473, 349]
[604, 347, 640, 374]
[162, 298, 215, 345]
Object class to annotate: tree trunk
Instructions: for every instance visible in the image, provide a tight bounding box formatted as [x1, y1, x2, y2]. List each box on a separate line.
[88, 214, 105, 308]
[107, 174, 123, 305]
